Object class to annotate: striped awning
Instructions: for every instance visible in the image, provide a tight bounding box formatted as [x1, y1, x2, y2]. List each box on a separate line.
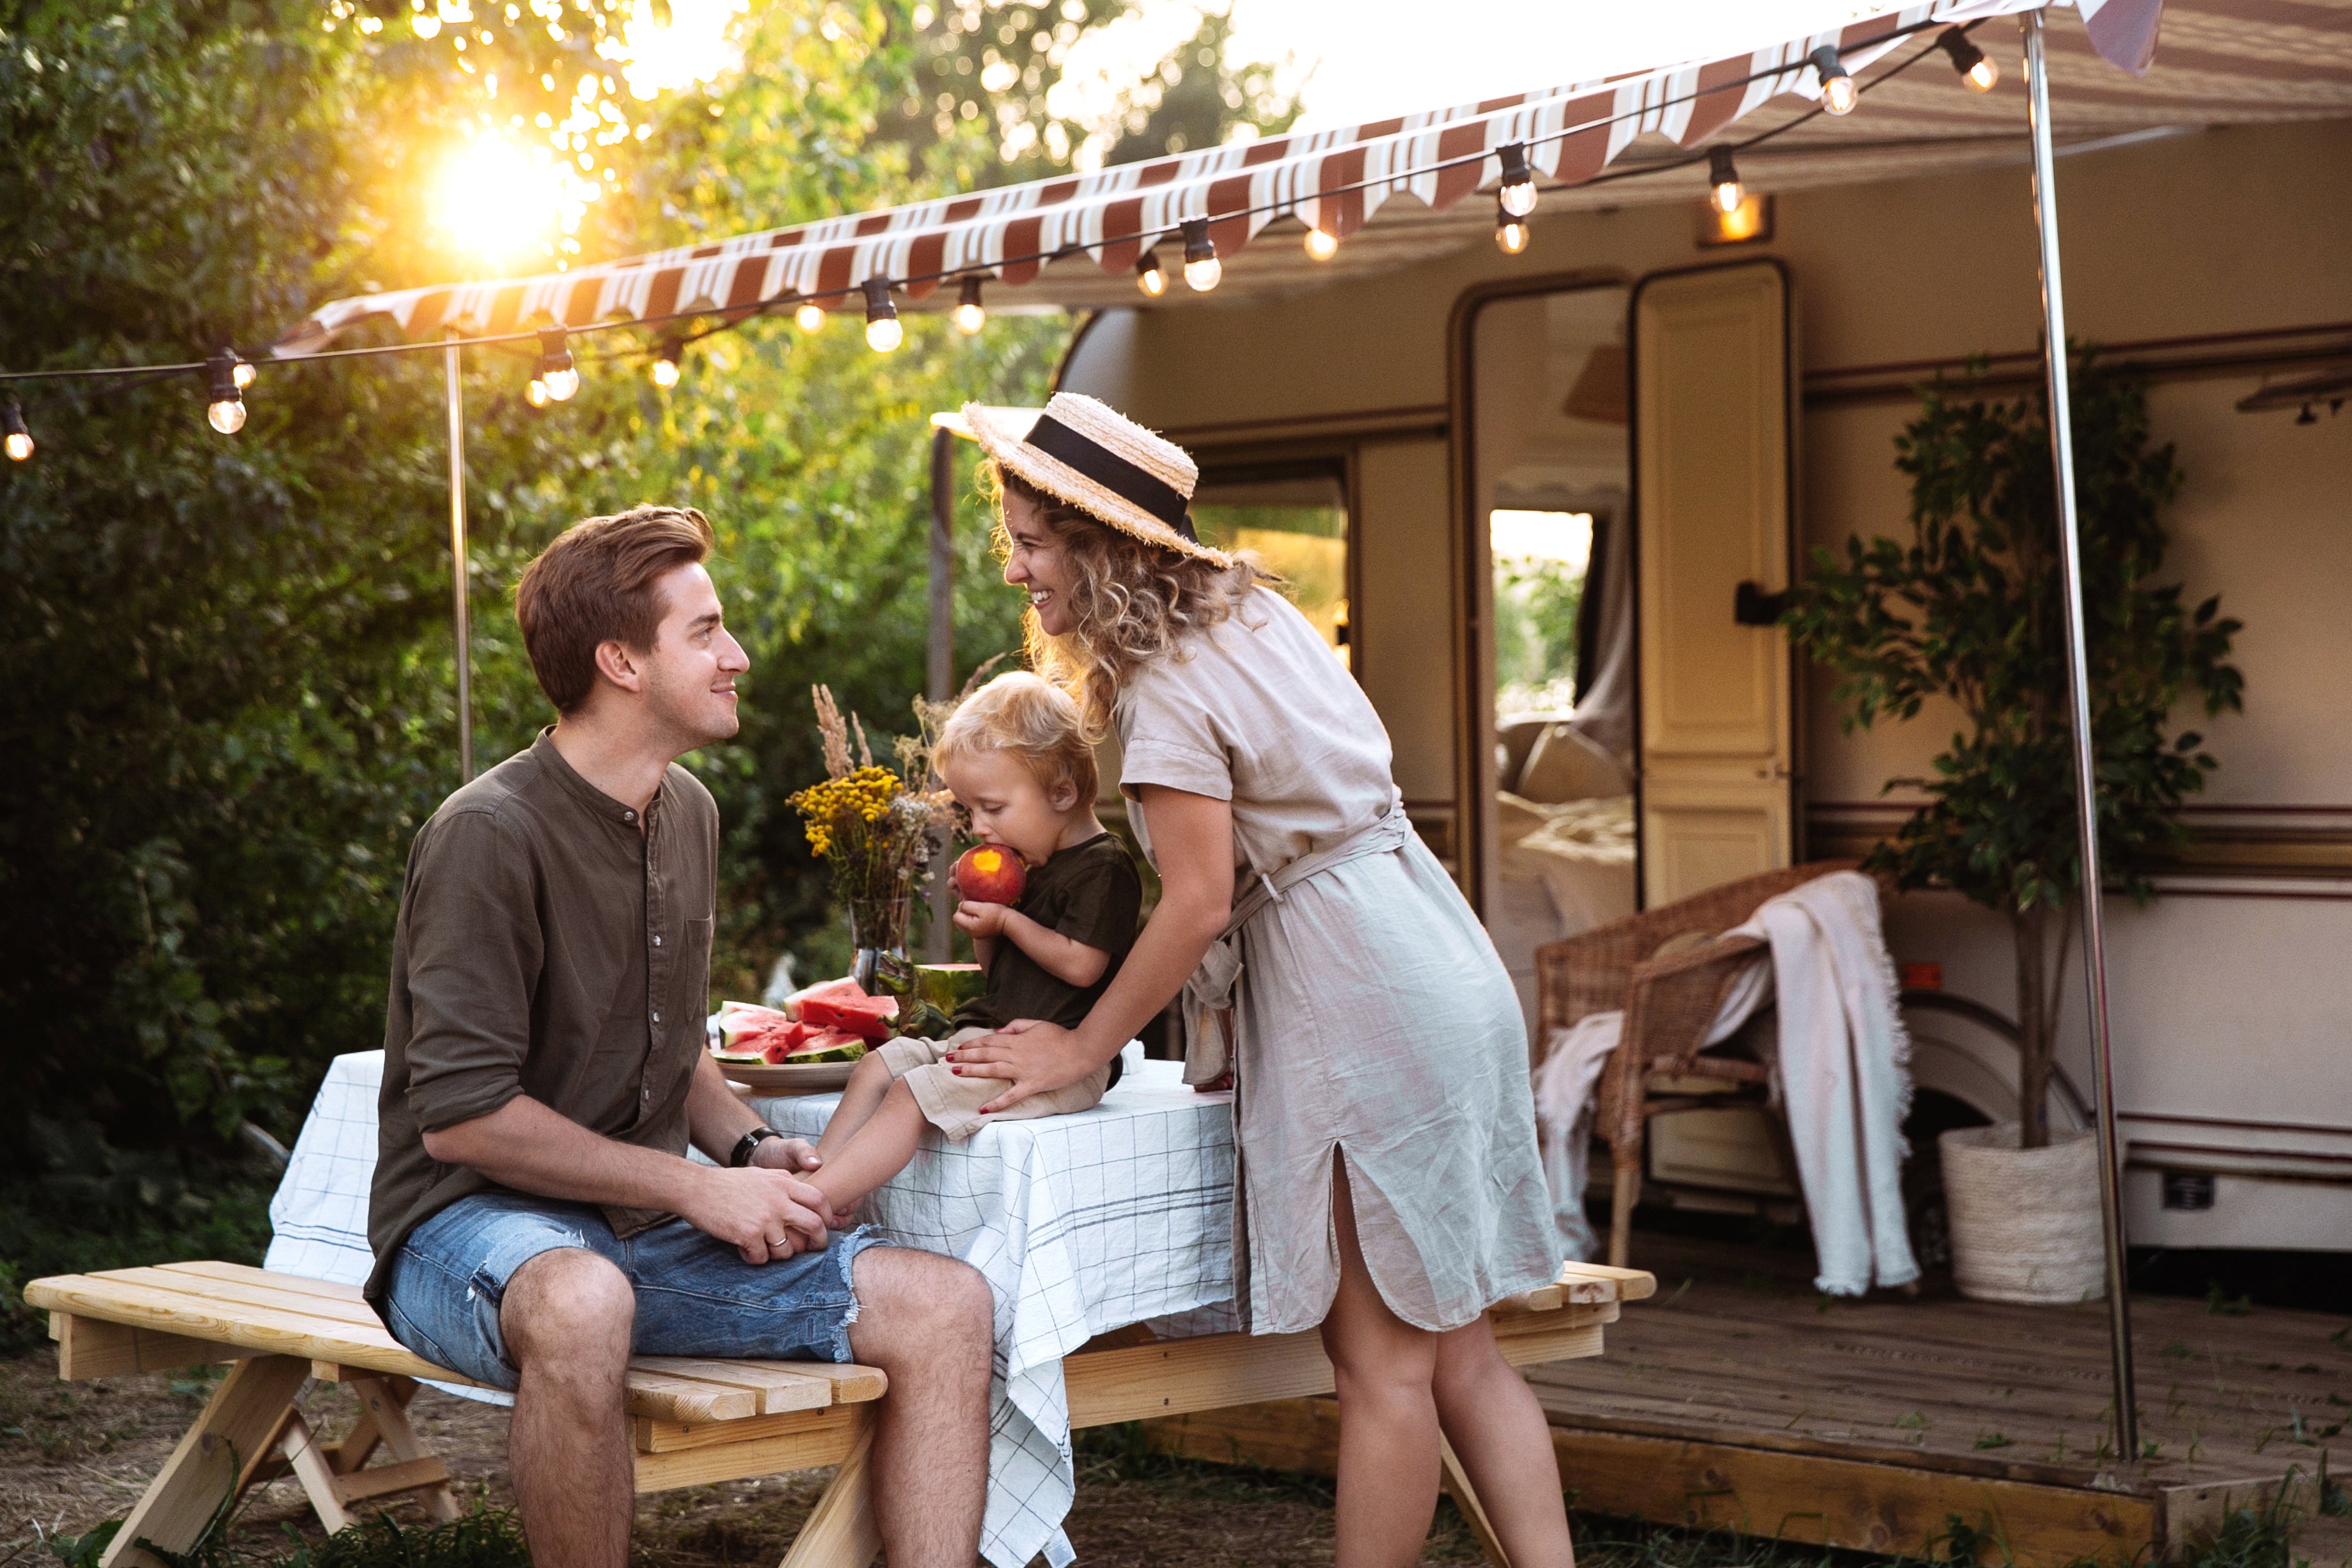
[272, 0, 2352, 354]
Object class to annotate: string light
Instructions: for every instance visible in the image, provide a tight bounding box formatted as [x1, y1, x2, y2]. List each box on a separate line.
[533, 327, 578, 402]
[526, 375, 551, 407]
[1938, 27, 1998, 91]
[1181, 219, 1221, 292]
[4, 400, 31, 462]
[863, 278, 902, 352]
[231, 356, 257, 390]
[1134, 249, 1168, 297]
[650, 334, 684, 388]
[1303, 224, 1338, 261]
[1707, 147, 1744, 215]
[1495, 196, 1531, 256]
[1809, 45, 1858, 115]
[795, 299, 827, 332]
[205, 351, 247, 434]
[953, 276, 987, 334]
[1497, 142, 1538, 218]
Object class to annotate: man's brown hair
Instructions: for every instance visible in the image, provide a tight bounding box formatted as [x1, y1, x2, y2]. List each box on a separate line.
[515, 505, 716, 713]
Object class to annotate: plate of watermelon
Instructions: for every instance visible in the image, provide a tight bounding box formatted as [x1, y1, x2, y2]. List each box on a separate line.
[710, 978, 901, 1093]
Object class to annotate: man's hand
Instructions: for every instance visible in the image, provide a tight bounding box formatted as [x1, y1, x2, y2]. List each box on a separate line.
[952, 899, 1010, 939]
[945, 1018, 1104, 1115]
[678, 1164, 832, 1266]
[748, 1135, 822, 1175]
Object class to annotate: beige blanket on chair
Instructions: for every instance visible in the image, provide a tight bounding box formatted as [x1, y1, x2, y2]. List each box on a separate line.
[1533, 870, 1917, 1293]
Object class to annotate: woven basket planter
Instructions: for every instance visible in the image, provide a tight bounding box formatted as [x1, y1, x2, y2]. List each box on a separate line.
[1938, 1122, 2107, 1305]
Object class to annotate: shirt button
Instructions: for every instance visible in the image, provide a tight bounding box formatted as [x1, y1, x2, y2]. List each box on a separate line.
[642, 1088, 651, 1102]
[624, 810, 637, 823]
[651, 1011, 662, 1024]
[653, 935, 662, 946]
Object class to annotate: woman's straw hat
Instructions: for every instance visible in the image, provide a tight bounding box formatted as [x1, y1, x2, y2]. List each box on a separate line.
[936, 392, 1232, 568]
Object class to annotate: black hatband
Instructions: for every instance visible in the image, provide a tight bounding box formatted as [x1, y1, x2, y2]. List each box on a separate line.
[1023, 414, 1198, 541]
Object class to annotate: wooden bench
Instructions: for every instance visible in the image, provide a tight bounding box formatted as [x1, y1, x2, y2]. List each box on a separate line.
[28, 1258, 1654, 1568]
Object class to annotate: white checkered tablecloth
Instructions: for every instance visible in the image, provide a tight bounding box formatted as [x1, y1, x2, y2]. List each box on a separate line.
[759, 1051, 1238, 1568]
[263, 1049, 1241, 1567]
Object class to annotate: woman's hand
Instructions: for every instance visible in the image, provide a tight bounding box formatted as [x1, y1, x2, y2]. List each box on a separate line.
[947, 1019, 1099, 1114]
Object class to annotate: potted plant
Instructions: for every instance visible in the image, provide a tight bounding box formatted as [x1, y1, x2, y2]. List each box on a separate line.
[1783, 350, 2241, 1303]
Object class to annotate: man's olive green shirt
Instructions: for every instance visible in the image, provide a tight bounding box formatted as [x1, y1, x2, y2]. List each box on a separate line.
[366, 730, 717, 1317]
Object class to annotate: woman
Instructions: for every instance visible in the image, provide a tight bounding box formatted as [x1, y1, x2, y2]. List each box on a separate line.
[945, 393, 1570, 1568]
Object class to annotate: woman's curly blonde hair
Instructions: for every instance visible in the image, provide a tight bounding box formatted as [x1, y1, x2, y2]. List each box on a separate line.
[988, 464, 1267, 740]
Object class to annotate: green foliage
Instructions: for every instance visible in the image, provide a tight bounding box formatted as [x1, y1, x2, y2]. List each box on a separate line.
[1782, 350, 2240, 1142]
[0, 1118, 276, 1351]
[1783, 351, 2241, 917]
[0, 0, 1299, 1154]
[1494, 553, 1584, 707]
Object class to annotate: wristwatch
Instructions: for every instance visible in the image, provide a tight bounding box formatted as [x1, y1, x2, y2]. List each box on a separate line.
[730, 1125, 783, 1168]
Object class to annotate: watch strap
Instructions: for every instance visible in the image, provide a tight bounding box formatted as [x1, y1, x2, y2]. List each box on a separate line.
[730, 1125, 783, 1168]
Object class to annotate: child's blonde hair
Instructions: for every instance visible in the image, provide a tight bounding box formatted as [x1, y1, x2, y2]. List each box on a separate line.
[936, 671, 1099, 804]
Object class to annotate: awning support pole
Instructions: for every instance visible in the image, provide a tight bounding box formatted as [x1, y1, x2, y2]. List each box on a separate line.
[925, 423, 955, 964]
[444, 332, 474, 783]
[2023, 8, 2137, 1460]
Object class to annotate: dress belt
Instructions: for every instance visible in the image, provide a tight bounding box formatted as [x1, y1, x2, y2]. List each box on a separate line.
[1177, 790, 1413, 1086]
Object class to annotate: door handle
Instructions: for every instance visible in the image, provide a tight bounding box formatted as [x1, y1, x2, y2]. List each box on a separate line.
[1733, 581, 1787, 626]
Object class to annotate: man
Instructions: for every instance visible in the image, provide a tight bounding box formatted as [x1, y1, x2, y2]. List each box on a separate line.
[368, 505, 990, 1567]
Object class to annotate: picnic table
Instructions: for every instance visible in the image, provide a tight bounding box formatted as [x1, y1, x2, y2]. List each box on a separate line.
[26, 1049, 1652, 1568]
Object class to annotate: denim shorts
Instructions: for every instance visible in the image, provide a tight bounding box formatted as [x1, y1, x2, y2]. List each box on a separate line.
[382, 1193, 891, 1391]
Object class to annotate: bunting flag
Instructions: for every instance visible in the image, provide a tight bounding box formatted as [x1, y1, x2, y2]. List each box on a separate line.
[280, 1, 2085, 352]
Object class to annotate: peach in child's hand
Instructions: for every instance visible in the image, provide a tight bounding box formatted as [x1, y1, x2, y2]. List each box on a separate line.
[953, 844, 1027, 906]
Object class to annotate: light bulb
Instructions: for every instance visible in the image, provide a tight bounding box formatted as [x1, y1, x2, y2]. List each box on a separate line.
[4, 431, 29, 462]
[1495, 199, 1530, 256]
[1134, 250, 1168, 297]
[1811, 45, 1858, 115]
[203, 351, 246, 435]
[793, 301, 824, 332]
[526, 377, 551, 407]
[650, 334, 684, 388]
[953, 275, 986, 334]
[1707, 146, 1744, 216]
[533, 327, 577, 400]
[231, 358, 256, 390]
[4, 402, 31, 462]
[862, 277, 901, 352]
[1181, 219, 1220, 292]
[1497, 142, 1537, 217]
[1939, 27, 1999, 93]
[1303, 225, 1338, 262]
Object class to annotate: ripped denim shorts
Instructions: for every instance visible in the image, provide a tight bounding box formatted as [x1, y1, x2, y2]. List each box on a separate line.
[382, 1192, 890, 1391]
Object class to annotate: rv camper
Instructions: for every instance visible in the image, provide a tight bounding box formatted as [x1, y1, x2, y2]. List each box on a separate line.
[1059, 113, 2352, 1258]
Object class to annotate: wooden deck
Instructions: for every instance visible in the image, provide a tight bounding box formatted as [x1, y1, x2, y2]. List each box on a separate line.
[1147, 1231, 2351, 1564]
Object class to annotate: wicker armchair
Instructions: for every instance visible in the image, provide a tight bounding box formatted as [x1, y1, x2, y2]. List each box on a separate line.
[1533, 860, 1863, 1267]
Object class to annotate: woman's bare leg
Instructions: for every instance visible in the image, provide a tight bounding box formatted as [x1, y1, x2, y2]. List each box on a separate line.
[1319, 1158, 1442, 1568]
[1434, 1313, 1577, 1567]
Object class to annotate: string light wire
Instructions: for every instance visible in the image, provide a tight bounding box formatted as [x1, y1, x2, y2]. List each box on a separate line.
[0, 19, 1961, 421]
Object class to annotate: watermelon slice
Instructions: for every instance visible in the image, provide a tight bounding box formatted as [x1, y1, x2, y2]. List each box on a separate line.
[760, 1021, 819, 1063]
[717, 1001, 792, 1054]
[785, 1028, 868, 1063]
[799, 991, 899, 1042]
[783, 976, 867, 1022]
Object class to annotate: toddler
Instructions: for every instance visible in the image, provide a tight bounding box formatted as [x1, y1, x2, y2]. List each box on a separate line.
[811, 672, 1142, 1213]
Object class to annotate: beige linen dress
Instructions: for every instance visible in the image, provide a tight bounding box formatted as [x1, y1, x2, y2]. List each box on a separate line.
[1118, 587, 1560, 1334]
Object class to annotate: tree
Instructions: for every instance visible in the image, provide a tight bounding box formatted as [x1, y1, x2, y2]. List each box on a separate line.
[1782, 352, 2241, 1148]
[0, 0, 1298, 1150]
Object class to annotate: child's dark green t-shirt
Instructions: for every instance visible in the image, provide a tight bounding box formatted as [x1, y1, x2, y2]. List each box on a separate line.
[951, 833, 1143, 1040]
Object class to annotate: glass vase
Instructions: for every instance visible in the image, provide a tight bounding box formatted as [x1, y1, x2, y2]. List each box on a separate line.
[847, 889, 912, 995]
